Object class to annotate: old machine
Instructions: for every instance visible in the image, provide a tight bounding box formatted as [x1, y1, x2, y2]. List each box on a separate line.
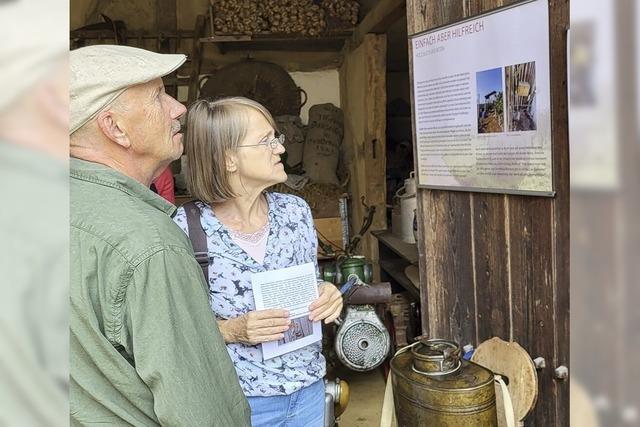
[323, 256, 392, 372]
[319, 199, 393, 373]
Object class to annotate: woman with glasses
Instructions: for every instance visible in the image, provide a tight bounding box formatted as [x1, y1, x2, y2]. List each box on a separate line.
[173, 97, 342, 427]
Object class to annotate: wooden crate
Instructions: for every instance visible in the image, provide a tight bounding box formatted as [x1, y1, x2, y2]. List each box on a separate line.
[314, 216, 344, 252]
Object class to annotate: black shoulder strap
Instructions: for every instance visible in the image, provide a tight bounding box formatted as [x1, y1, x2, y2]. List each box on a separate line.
[183, 201, 209, 281]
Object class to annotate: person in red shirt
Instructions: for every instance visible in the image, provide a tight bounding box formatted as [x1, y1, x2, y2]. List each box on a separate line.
[152, 166, 175, 204]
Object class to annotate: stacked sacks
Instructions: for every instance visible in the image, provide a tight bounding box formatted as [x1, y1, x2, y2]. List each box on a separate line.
[302, 103, 343, 186]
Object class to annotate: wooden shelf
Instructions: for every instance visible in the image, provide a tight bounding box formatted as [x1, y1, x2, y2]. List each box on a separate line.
[379, 259, 419, 300]
[371, 230, 418, 264]
[372, 229, 420, 300]
[201, 30, 352, 52]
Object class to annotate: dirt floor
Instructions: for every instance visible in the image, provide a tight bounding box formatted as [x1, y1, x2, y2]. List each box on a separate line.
[479, 113, 504, 133]
[510, 111, 536, 131]
[334, 365, 387, 427]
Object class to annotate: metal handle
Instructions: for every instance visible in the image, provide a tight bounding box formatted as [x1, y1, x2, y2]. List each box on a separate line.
[299, 87, 308, 108]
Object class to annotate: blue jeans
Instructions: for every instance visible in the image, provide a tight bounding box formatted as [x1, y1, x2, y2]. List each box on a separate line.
[247, 380, 325, 427]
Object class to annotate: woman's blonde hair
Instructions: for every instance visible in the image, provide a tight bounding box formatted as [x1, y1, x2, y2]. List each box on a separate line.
[184, 96, 278, 203]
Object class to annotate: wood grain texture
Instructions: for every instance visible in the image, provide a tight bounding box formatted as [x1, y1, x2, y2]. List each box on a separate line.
[472, 193, 510, 343]
[363, 34, 389, 271]
[405, 0, 430, 337]
[406, 0, 569, 424]
[547, 1, 570, 424]
[465, 0, 510, 16]
[409, 0, 467, 346]
[424, 190, 476, 345]
[156, 0, 178, 96]
[471, 337, 538, 423]
[187, 14, 206, 104]
[352, 0, 406, 46]
[508, 195, 556, 426]
[339, 35, 387, 268]
[156, 0, 177, 33]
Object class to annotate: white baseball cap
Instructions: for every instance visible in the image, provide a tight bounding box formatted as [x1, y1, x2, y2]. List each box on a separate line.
[70, 45, 186, 134]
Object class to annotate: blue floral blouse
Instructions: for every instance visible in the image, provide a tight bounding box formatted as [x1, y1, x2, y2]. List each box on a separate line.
[173, 192, 326, 397]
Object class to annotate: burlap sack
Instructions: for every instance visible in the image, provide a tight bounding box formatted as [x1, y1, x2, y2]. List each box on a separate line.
[275, 115, 306, 169]
[307, 102, 345, 131]
[303, 103, 344, 185]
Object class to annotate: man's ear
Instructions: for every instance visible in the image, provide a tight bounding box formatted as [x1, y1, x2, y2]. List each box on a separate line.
[96, 110, 130, 149]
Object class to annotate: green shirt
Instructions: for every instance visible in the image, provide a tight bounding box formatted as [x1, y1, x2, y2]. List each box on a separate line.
[70, 158, 250, 426]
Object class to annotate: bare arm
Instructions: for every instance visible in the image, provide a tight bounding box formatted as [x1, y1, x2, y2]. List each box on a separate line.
[218, 309, 291, 345]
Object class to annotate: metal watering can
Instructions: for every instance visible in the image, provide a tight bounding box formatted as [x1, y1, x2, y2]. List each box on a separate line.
[391, 338, 498, 426]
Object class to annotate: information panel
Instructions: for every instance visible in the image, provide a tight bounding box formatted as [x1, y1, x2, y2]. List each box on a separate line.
[410, 0, 553, 195]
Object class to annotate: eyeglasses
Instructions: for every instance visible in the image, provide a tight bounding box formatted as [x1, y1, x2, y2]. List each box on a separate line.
[238, 134, 285, 150]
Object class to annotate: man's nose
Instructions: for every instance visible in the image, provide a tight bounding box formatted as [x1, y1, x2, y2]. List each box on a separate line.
[170, 96, 187, 119]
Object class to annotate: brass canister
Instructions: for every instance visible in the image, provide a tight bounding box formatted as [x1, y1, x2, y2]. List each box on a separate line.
[391, 338, 497, 426]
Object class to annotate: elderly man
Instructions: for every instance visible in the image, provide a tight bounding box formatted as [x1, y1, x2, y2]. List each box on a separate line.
[69, 45, 250, 426]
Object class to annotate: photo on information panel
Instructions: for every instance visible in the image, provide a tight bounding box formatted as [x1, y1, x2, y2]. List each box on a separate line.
[476, 67, 505, 134]
[278, 317, 314, 345]
[505, 61, 537, 132]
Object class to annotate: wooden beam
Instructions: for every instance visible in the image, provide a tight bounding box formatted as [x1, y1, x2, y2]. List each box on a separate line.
[187, 14, 206, 104]
[157, 0, 178, 96]
[352, 0, 406, 47]
[202, 40, 347, 53]
[340, 34, 387, 268]
[199, 50, 344, 73]
[156, 0, 177, 34]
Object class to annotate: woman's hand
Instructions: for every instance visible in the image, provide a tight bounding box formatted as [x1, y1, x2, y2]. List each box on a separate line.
[309, 282, 343, 324]
[218, 309, 291, 345]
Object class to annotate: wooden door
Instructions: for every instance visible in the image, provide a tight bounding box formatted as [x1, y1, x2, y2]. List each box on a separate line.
[405, 1, 570, 425]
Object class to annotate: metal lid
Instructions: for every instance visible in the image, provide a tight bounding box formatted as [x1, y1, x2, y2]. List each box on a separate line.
[411, 338, 462, 376]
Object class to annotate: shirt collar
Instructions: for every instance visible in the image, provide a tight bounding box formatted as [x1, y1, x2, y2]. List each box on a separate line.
[198, 192, 276, 238]
[70, 157, 176, 216]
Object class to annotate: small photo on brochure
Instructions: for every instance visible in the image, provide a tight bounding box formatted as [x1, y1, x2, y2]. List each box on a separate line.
[278, 316, 314, 345]
[505, 61, 537, 132]
[476, 67, 505, 134]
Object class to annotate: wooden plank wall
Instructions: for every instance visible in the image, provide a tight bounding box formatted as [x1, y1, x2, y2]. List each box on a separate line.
[339, 34, 388, 269]
[405, 0, 570, 425]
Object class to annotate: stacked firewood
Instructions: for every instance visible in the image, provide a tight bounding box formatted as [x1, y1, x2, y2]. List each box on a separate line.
[212, 0, 329, 36]
[321, 0, 359, 25]
[263, 0, 326, 36]
[212, 1, 268, 36]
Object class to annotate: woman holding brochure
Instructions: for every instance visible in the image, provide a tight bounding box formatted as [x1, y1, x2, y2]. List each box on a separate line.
[173, 97, 342, 427]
